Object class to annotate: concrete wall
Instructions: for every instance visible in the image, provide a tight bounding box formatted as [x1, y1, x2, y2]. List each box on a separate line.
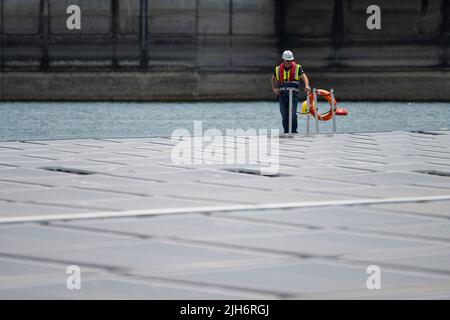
[1, 0, 449, 101]
[3, 70, 450, 101]
[286, 0, 449, 69]
[1, 0, 279, 68]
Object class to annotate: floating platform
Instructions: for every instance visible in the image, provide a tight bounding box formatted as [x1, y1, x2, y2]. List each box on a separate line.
[1, 130, 450, 299]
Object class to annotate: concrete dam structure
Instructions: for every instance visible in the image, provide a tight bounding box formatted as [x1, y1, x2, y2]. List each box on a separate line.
[1, 0, 449, 101]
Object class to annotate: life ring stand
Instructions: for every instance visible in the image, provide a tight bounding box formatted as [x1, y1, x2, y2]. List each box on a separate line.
[300, 89, 348, 121]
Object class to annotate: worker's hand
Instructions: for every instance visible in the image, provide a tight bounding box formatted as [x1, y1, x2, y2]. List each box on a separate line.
[273, 88, 280, 96]
[305, 86, 311, 93]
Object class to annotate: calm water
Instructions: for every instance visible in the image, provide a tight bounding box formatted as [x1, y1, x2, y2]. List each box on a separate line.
[0, 101, 449, 141]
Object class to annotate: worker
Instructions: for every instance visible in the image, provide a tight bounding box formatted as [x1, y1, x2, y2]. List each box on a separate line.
[271, 50, 311, 134]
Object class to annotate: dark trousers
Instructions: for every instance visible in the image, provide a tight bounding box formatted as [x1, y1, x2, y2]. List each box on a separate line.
[278, 93, 298, 133]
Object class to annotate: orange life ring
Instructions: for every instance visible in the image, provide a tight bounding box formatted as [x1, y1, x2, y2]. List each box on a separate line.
[303, 89, 348, 121]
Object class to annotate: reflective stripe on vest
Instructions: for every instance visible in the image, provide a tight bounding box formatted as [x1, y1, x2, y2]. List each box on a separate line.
[294, 64, 300, 80]
[279, 87, 299, 92]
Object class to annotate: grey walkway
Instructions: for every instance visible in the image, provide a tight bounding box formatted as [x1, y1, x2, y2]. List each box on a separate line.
[1, 130, 450, 299]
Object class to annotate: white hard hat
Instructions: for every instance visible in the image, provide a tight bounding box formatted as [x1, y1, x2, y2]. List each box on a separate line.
[282, 50, 294, 61]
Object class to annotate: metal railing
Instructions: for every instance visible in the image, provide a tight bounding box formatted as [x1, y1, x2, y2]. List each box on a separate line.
[289, 88, 338, 136]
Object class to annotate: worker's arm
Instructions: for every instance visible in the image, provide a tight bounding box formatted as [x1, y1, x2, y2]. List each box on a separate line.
[271, 75, 280, 96]
[301, 73, 311, 93]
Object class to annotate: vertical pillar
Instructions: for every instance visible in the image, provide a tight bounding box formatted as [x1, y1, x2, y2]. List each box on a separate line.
[1, 0, 4, 71]
[195, 0, 199, 67]
[228, 0, 233, 67]
[1, 0, 4, 99]
[111, 0, 119, 68]
[441, 0, 449, 67]
[140, 0, 148, 69]
[331, 0, 344, 67]
[420, 0, 429, 16]
[274, 0, 286, 52]
[40, 0, 49, 70]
